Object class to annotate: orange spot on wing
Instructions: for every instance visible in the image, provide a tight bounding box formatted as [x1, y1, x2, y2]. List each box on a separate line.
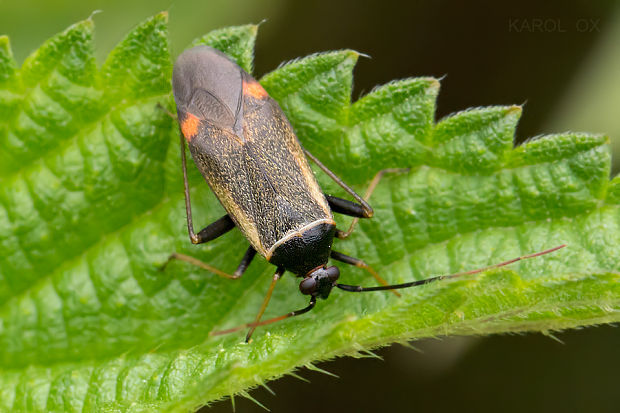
[243, 80, 268, 99]
[181, 112, 200, 141]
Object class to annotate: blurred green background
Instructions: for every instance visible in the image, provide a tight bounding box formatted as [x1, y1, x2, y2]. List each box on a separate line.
[2, 0, 619, 412]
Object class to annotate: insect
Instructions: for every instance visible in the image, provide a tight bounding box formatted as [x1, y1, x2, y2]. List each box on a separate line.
[163, 45, 566, 342]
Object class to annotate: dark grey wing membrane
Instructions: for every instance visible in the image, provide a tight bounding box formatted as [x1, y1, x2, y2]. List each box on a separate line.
[172, 45, 244, 132]
[183, 88, 234, 130]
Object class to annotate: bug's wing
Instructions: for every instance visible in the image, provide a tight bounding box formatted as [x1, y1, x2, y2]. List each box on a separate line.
[188, 88, 236, 127]
[173, 46, 332, 256]
[239, 92, 333, 251]
[183, 93, 332, 257]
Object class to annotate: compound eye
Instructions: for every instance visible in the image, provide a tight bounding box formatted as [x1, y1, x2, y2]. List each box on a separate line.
[299, 277, 317, 295]
[326, 266, 340, 282]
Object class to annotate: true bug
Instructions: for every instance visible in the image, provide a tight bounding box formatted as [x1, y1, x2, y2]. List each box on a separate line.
[164, 45, 565, 342]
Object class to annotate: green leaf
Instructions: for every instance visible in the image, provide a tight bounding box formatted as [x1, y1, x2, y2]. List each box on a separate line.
[0, 15, 618, 412]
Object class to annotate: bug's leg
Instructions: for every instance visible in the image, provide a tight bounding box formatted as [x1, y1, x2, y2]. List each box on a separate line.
[304, 149, 373, 216]
[325, 196, 366, 218]
[335, 168, 409, 239]
[244, 267, 286, 342]
[210, 297, 317, 339]
[190, 213, 236, 245]
[161, 213, 234, 273]
[304, 149, 407, 239]
[176, 130, 225, 245]
[331, 250, 400, 297]
[162, 245, 256, 280]
[157, 102, 177, 120]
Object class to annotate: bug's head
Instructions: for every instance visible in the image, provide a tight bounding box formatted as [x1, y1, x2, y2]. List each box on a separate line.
[299, 266, 340, 299]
